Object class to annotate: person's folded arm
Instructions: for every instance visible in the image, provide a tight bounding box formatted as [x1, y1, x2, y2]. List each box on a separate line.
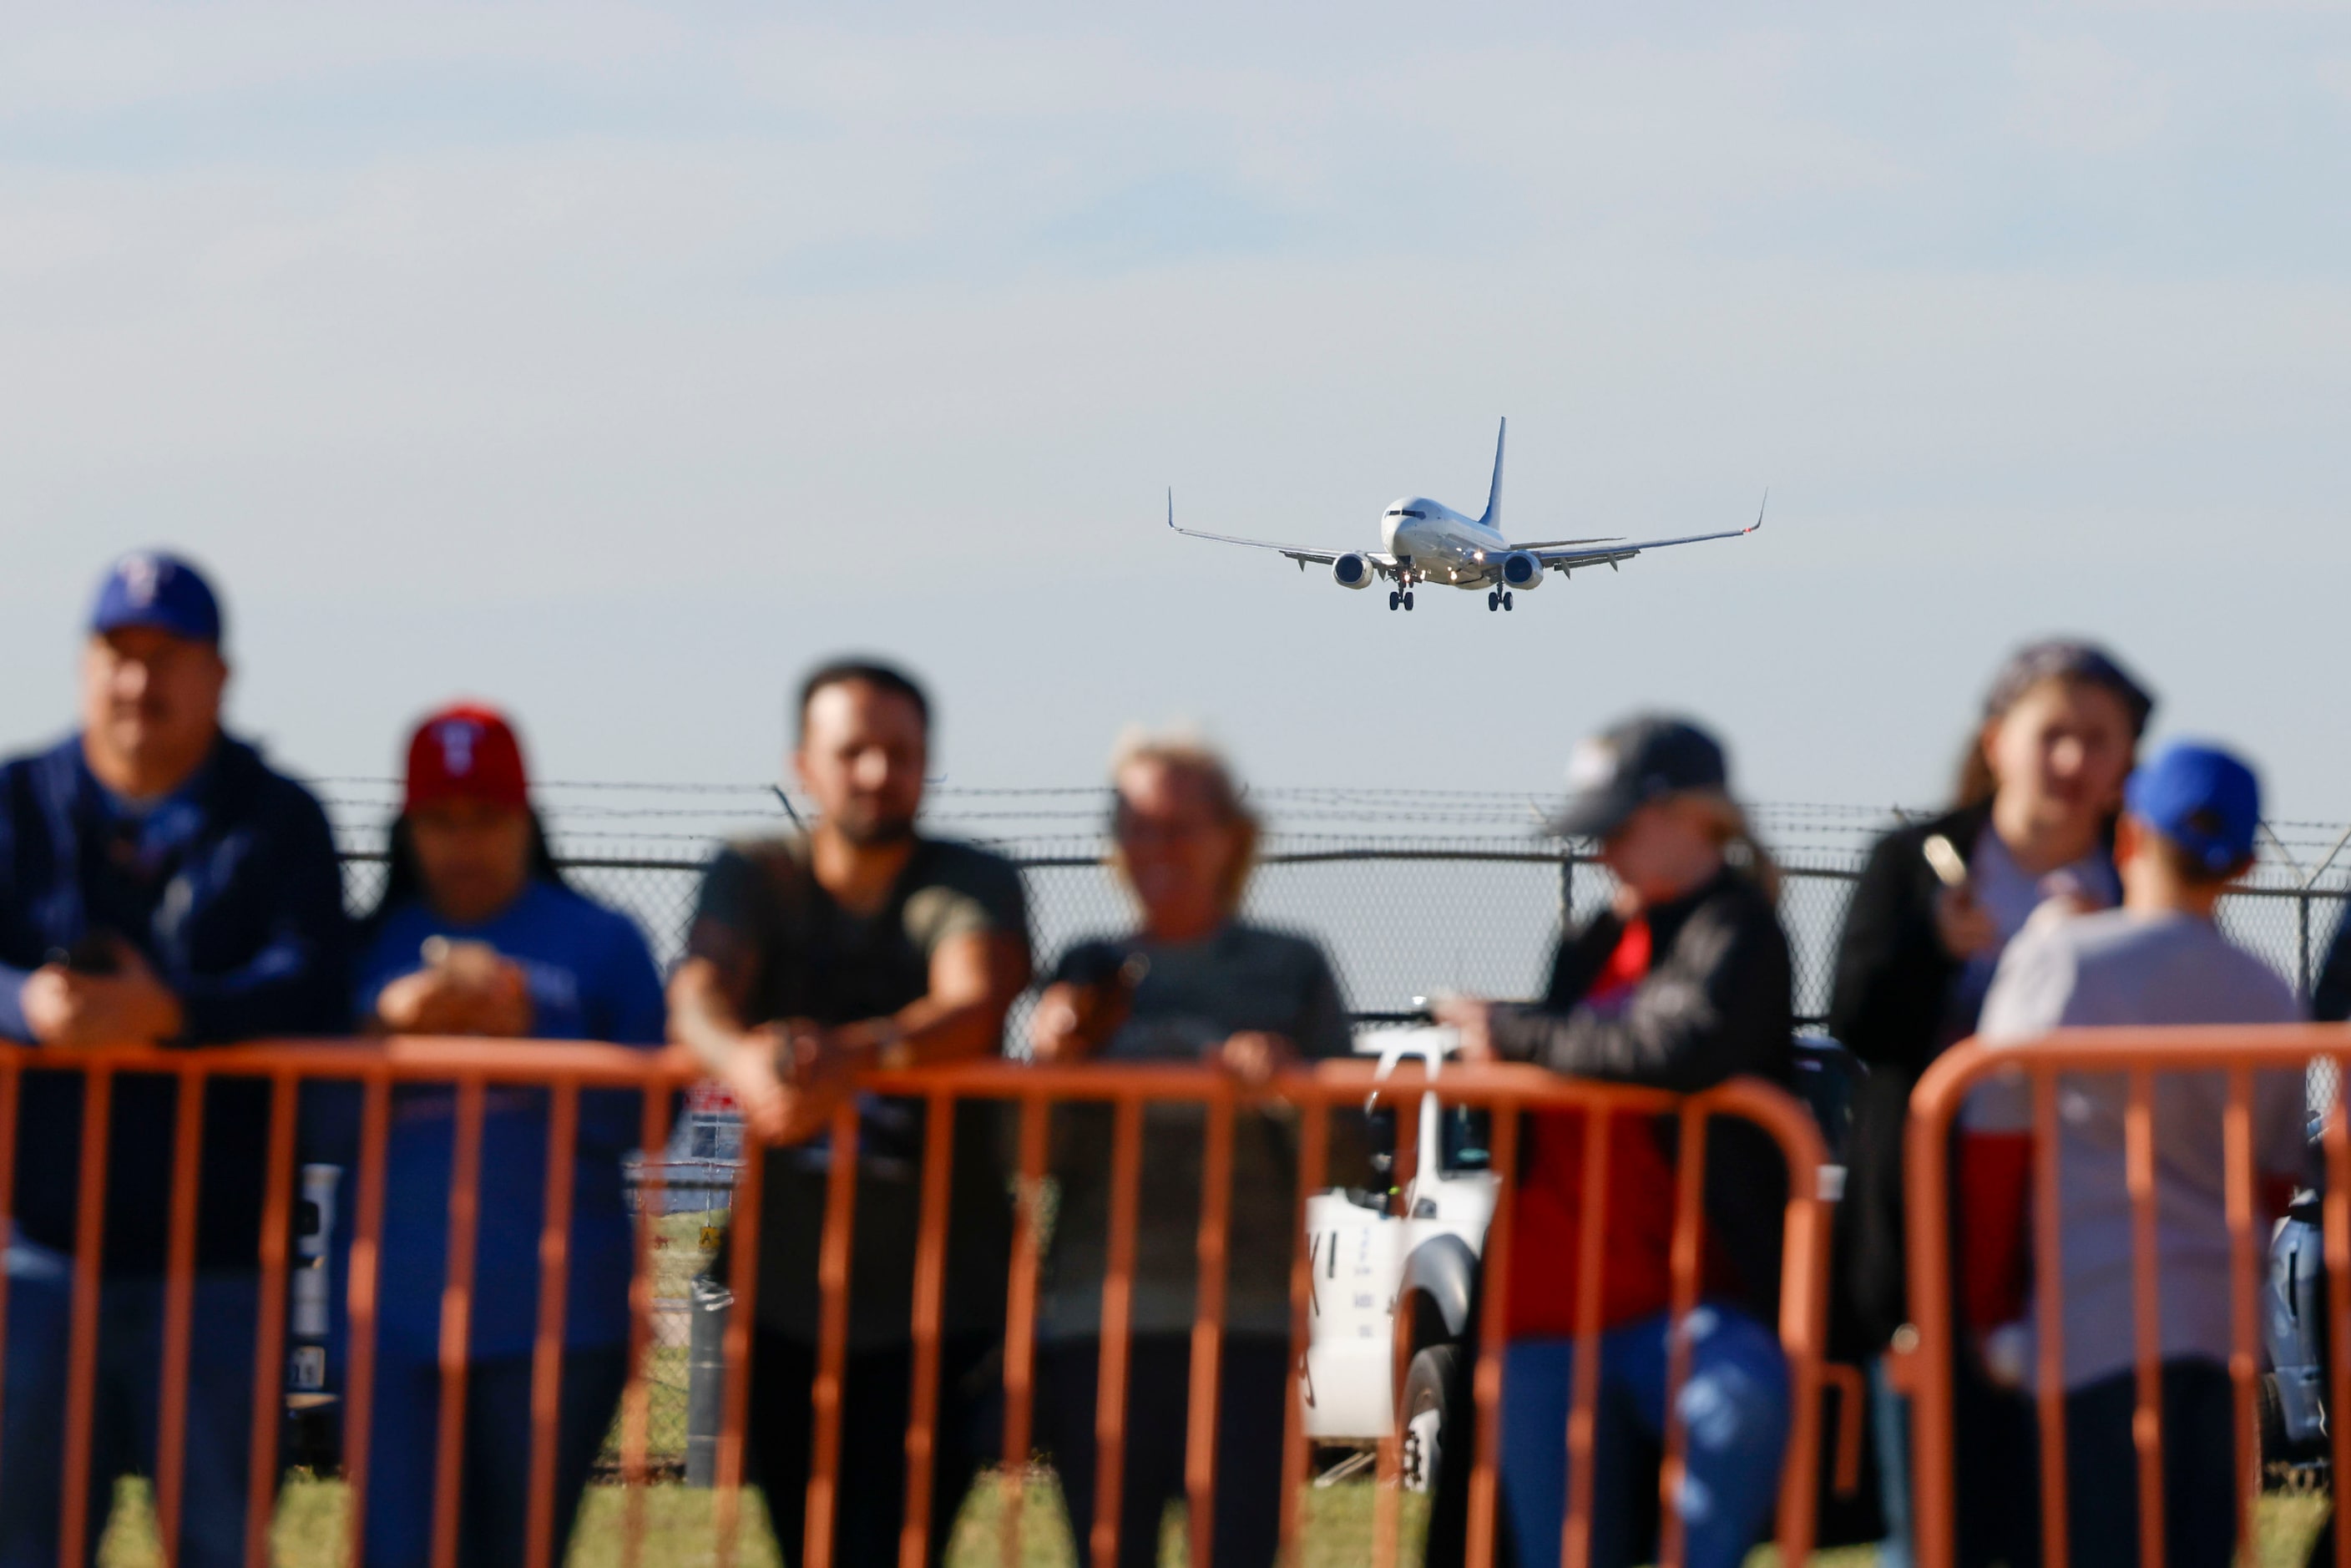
[170, 804, 349, 1044]
[1485, 902, 1778, 1092]
[832, 929, 1032, 1069]
[669, 955, 756, 1070]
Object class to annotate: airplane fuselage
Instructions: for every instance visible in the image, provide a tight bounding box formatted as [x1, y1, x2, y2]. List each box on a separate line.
[1380, 497, 1514, 587]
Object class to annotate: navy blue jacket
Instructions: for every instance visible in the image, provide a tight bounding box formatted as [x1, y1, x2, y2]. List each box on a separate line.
[0, 733, 350, 1273]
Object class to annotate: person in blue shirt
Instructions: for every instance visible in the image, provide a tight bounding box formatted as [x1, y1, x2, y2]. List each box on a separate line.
[0, 552, 351, 1568]
[336, 703, 665, 1568]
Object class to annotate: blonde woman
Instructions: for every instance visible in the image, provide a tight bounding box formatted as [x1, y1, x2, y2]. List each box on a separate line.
[1433, 714, 1795, 1568]
[1029, 733, 1350, 1568]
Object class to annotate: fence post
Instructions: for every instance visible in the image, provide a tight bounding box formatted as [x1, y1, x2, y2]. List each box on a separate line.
[685, 1275, 732, 1488]
[2293, 888, 2310, 1001]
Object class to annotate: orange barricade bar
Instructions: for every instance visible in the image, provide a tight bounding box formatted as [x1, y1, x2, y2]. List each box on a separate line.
[0, 1041, 1831, 1568]
[1903, 1024, 2351, 1568]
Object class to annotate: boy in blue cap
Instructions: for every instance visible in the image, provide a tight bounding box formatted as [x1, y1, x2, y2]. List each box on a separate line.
[0, 552, 350, 1566]
[1959, 740, 2303, 1568]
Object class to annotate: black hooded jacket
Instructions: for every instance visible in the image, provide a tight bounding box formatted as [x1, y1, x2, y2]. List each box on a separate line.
[1488, 865, 1796, 1325]
[1825, 801, 1994, 1350]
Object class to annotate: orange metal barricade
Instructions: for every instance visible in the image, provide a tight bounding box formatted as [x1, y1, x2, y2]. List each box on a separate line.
[0, 1042, 1833, 1568]
[1901, 1024, 2351, 1568]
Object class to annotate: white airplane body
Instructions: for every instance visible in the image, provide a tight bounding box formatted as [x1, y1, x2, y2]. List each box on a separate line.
[1168, 418, 1762, 612]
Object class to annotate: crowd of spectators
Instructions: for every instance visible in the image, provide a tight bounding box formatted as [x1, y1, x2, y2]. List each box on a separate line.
[0, 549, 2338, 1568]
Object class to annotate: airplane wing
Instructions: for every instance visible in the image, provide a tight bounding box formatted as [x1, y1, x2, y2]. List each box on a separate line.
[1165, 492, 1398, 575]
[1521, 493, 1767, 573]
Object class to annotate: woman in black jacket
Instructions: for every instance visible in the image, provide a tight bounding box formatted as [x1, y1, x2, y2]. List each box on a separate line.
[1830, 640, 2151, 1568]
[1436, 714, 1796, 1568]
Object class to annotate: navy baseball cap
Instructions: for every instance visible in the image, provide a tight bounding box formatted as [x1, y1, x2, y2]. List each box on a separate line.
[88, 552, 223, 644]
[2125, 741, 2261, 877]
[1550, 714, 1729, 840]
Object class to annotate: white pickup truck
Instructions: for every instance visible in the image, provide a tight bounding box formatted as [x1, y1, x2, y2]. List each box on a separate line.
[1298, 1026, 1861, 1494]
[1301, 1026, 1495, 1490]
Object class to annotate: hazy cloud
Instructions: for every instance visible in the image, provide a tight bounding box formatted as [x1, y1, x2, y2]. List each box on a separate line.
[1, 3, 2346, 814]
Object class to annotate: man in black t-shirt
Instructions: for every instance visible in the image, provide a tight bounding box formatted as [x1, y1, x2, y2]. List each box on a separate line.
[669, 660, 1029, 1566]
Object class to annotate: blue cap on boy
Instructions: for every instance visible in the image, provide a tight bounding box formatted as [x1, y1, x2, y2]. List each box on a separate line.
[2125, 741, 2261, 877]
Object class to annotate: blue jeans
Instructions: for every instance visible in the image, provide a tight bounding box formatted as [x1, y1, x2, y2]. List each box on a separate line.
[360, 1344, 629, 1568]
[1499, 1306, 1790, 1568]
[0, 1241, 260, 1568]
[1870, 1356, 1914, 1568]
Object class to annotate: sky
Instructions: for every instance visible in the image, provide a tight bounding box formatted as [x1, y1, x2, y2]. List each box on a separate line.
[3, 3, 2348, 823]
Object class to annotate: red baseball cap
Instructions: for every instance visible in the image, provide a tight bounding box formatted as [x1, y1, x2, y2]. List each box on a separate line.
[403, 704, 530, 813]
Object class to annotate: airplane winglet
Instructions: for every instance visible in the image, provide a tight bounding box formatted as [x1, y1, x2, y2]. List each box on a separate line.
[1167, 488, 1175, 529]
[1749, 488, 1768, 534]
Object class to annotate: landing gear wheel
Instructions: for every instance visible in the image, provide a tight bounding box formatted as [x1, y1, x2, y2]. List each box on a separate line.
[1486, 591, 1499, 611]
[1504, 592, 1514, 611]
[1403, 591, 1416, 611]
[1388, 590, 1399, 611]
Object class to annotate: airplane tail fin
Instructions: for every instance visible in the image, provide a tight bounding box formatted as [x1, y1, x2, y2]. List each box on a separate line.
[1477, 417, 1506, 531]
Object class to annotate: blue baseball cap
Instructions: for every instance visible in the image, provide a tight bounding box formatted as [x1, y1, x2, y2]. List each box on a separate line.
[88, 552, 223, 644]
[2125, 741, 2261, 877]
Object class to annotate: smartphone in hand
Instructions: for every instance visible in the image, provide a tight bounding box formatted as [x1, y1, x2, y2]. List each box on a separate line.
[1922, 833, 1970, 892]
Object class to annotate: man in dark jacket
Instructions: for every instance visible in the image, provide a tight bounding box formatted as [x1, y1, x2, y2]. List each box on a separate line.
[0, 553, 351, 1568]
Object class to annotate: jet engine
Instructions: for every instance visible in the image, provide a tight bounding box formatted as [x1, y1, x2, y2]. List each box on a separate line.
[1332, 553, 1374, 590]
[1498, 551, 1545, 590]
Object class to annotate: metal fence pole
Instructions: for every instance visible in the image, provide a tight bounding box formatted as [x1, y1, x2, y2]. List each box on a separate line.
[2301, 888, 2313, 1003]
[684, 1274, 732, 1487]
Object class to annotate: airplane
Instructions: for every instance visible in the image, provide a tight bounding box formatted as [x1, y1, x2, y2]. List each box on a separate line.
[1166, 418, 1763, 612]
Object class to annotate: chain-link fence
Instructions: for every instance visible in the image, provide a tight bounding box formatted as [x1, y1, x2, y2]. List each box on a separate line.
[325, 788, 2351, 1471]
[336, 838, 2351, 1032]
[320, 782, 2351, 1028]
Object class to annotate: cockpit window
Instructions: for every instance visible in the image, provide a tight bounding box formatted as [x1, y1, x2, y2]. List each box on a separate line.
[1401, 509, 1426, 519]
[1386, 508, 1427, 519]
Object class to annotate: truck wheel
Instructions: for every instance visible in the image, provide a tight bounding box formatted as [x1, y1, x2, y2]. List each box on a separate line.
[1401, 1343, 1465, 1494]
[2260, 1371, 2288, 1479]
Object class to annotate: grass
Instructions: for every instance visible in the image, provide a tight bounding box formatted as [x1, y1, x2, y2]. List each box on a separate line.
[78, 1475, 2343, 1567]
[88, 1471, 1433, 1566]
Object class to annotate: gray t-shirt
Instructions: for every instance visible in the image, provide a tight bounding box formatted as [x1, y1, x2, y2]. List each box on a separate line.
[1039, 922, 1352, 1343]
[687, 834, 1031, 1347]
[1969, 909, 2303, 1390]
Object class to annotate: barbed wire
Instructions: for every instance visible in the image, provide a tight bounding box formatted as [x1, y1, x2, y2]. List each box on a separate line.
[315, 780, 2351, 891]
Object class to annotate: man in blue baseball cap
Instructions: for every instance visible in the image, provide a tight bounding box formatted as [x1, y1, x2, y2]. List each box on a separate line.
[1957, 739, 2303, 1568]
[0, 552, 350, 1565]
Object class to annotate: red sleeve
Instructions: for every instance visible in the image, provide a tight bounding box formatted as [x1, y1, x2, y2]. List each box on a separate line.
[1959, 1131, 2034, 1333]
